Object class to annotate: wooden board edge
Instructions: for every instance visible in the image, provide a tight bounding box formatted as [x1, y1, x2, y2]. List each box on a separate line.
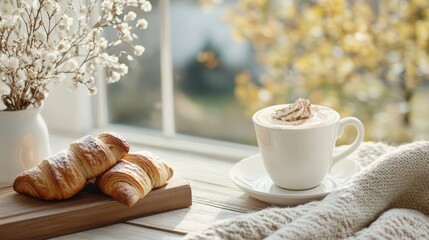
[0, 178, 192, 240]
[0, 176, 189, 220]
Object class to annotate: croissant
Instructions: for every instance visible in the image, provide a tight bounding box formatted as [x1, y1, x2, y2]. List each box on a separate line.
[96, 151, 174, 207]
[13, 132, 130, 200]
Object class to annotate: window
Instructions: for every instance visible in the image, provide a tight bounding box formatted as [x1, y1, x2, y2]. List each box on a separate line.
[104, 0, 429, 147]
[105, 0, 259, 145]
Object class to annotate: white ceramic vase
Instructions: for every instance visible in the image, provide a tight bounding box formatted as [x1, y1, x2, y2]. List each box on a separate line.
[0, 105, 51, 186]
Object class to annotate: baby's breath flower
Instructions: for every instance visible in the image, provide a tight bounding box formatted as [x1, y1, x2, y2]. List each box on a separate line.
[108, 71, 121, 83]
[99, 37, 108, 49]
[112, 3, 124, 16]
[140, 1, 152, 12]
[101, 1, 113, 11]
[43, 1, 54, 12]
[118, 64, 128, 75]
[52, 3, 60, 14]
[121, 33, 133, 43]
[124, 11, 137, 21]
[46, 52, 59, 63]
[136, 19, 148, 29]
[88, 87, 98, 95]
[134, 45, 145, 56]
[57, 40, 71, 52]
[87, 77, 95, 84]
[87, 42, 95, 50]
[117, 22, 129, 31]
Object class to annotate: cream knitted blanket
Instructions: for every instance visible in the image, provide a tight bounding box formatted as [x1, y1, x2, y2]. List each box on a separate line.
[184, 141, 429, 239]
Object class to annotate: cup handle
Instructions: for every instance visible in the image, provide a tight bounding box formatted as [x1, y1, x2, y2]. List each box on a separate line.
[332, 117, 364, 166]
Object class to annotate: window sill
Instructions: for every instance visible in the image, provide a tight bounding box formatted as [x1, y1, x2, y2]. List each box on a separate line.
[49, 125, 259, 161]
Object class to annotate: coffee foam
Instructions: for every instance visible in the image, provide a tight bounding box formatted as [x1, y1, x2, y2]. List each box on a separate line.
[254, 104, 339, 129]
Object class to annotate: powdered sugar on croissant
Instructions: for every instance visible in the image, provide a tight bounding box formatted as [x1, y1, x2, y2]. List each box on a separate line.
[96, 151, 174, 207]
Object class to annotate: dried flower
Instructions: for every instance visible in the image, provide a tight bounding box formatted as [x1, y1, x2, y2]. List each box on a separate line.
[118, 64, 129, 75]
[0, 0, 151, 111]
[134, 45, 145, 56]
[88, 87, 98, 95]
[136, 19, 148, 29]
[108, 71, 121, 83]
[140, 0, 152, 12]
[125, 11, 137, 21]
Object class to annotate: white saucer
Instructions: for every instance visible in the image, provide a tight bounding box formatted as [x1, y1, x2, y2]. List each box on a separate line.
[230, 154, 361, 205]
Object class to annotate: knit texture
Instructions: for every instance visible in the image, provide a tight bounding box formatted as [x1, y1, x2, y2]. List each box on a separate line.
[184, 141, 429, 239]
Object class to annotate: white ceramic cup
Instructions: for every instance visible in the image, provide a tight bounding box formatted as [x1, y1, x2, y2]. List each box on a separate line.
[252, 104, 364, 190]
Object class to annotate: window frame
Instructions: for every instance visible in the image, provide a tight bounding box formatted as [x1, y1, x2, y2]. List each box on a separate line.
[88, 0, 258, 161]
[95, 0, 176, 136]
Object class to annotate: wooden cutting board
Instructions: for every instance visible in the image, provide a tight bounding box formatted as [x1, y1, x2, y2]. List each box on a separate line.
[0, 176, 192, 240]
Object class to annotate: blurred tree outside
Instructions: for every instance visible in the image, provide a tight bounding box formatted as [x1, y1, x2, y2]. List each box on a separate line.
[171, 0, 260, 144]
[227, 0, 429, 144]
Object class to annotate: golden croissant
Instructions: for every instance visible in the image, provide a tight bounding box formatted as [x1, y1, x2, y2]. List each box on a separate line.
[13, 132, 130, 200]
[96, 151, 174, 207]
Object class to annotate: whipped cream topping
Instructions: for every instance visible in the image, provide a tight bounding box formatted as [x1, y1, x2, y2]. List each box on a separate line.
[272, 98, 312, 123]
